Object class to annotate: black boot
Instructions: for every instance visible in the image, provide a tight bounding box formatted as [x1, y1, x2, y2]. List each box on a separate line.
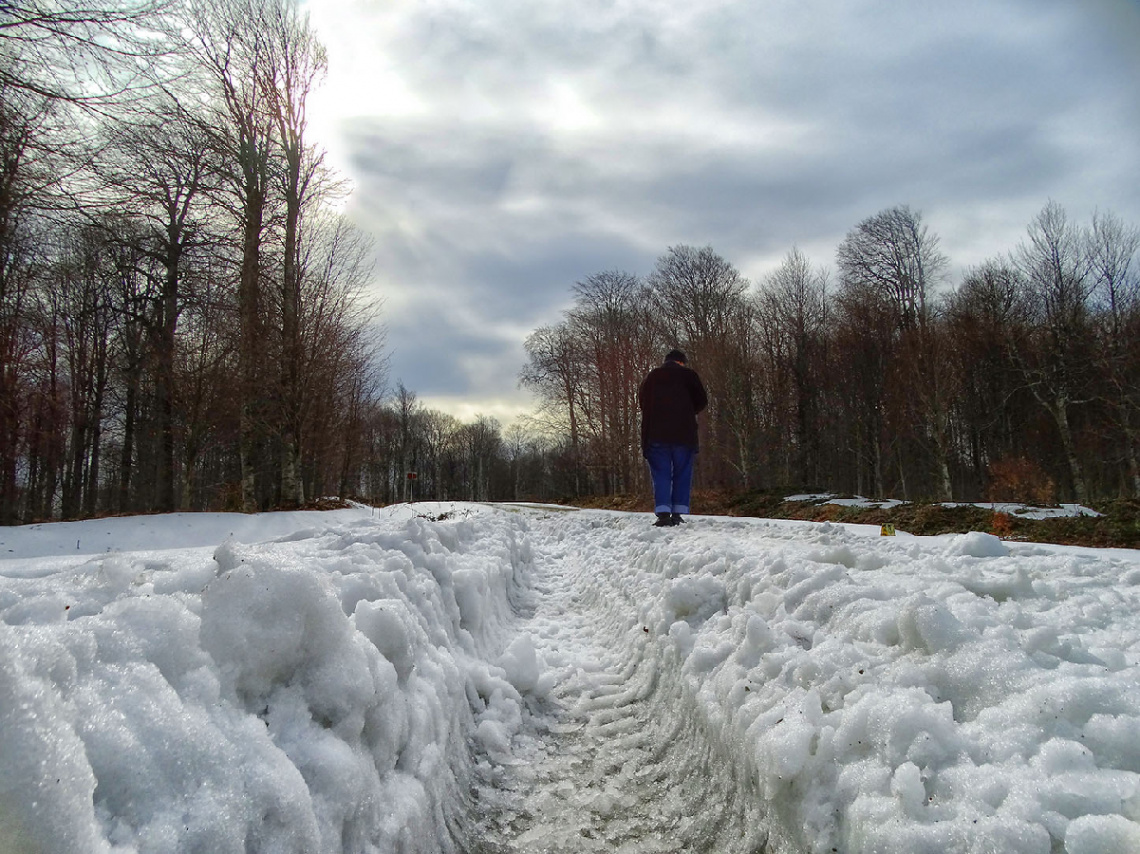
[654, 512, 673, 527]
[671, 513, 685, 525]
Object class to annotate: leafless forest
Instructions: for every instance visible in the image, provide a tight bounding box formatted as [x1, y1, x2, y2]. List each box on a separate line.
[520, 205, 1140, 508]
[1, 2, 1137, 524]
[0, 0, 390, 523]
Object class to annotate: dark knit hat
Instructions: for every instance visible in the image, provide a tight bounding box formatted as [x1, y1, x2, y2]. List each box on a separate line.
[665, 349, 687, 364]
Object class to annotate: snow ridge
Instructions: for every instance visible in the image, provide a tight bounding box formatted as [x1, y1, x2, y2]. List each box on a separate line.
[0, 507, 536, 853]
[4, 504, 1140, 853]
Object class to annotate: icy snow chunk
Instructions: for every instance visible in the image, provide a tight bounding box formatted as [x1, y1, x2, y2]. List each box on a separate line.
[498, 634, 542, 695]
[98, 555, 137, 591]
[897, 597, 970, 654]
[745, 614, 775, 653]
[890, 761, 927, 816]
[1033, 738, 1096, 774]
[354, 599, 416, 682]
[669, 620, 695, 659]
[754, 690, 824, 785]
[452, 567, 488, 632]
[98, 597, 211, 699]
[476, 719, 512, 756]
[201, 559, 378, 732]
[959, 565, 1036, 602]
[783, 564, 846, 614]
[809, 544, 859, 569]
[761, 714, 815, 780]
[835, 687, 961, 768]
[1084, 715, 1140, 773]
[0, 626, 105, 854]
[947, 531, 1010, 558]
[1066, 814, 1140, 853]
[666, 576, 727, 625]
[151, 557, 214, 595]
[211, 537, 244, 573]
[688, 638, 736, 674]
[844, 809, 1052, 854]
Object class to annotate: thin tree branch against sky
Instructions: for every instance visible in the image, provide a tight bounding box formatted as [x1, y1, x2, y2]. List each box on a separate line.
[301, 0, 1140, 423]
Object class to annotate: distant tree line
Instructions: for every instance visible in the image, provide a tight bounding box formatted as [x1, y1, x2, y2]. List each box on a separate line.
[347, 384, 565, 507]
[521, 202, 1140, 505]
[0, 0, 391, 523]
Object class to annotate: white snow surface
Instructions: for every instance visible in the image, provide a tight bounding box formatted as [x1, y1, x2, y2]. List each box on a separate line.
[2, 504, 1140, 853]
[784, 493, 1101, 518]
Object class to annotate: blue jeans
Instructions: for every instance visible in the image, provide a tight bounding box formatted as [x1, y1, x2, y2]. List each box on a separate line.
[645, 443, 695, 515]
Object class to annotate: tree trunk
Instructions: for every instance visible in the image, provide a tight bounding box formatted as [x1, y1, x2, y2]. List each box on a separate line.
[1051, 396, 1088, 503]
[1127, 437, 1140, 498]
[119, 376, 137, 513]
[155, 255, 180, 513]
[1119, 407, 1140, 499]
[936, 452, 953, 503]
[239, 181, 265, 513]
[0, 367, 19, 524]
[83, 356, 107, 519]
[279, 181, 303, 507]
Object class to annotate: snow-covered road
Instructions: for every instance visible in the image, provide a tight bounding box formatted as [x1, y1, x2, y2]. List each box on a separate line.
[2, 504, 1140, 853]
[467, 508, 766, 852]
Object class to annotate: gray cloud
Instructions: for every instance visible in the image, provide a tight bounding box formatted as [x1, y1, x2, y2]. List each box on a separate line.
[312, 0, 1140, 413]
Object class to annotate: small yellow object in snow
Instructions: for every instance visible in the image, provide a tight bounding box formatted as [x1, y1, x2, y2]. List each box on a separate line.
[880, 523, 896, 537]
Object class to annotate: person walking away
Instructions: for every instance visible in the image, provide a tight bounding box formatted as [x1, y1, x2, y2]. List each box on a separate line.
[638, 349, 708, 527]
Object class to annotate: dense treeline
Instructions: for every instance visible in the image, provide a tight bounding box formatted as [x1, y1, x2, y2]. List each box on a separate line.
[0, 0, 393, 523]
[521, 203, 1140, 504]
[351, 385, 565, 507]
[0, 0, 613, 523]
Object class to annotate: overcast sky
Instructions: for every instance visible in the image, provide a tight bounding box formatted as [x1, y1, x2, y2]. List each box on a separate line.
[303, 0, 1140, 423]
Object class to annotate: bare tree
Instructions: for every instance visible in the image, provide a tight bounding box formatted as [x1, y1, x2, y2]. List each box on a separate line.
[93, 101, 215, 510]
[836, 205, 947, 329]
[183, 0, 280, 510]
[0, 86, 51, 522]
[1087, 209, 1140, 494]
[947, 260, 1024, 495]
[521, 323, 587, 495]
[457, 415, 501, 501]
[759, 247, 829, 487]
[0, 0, 171, 107]
[0, 0, 389, 523]
[259, 0, 328, 506]
[40, 223, 116, 518]
[645, 245, 748, 349]
[566, 270, 656, 494]
[837, 205, 953, 499]
[419, 408, 460, 500]
[1011, 200, 1094, 502]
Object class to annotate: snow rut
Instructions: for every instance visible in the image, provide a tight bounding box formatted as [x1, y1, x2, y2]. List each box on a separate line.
[461, 513, 768, 853]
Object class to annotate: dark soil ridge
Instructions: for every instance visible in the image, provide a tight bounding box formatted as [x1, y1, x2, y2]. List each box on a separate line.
[566, 492, 1140, 550]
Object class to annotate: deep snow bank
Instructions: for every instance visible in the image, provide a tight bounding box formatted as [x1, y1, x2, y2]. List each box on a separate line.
[565, 514, 1140, 854]
[4, 505, 1140, 854]
[0, 506, 541, 853]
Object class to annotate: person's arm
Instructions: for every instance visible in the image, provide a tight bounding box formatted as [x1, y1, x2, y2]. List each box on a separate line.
[690, 372, 708, 414]
[638, 375, 651, 454]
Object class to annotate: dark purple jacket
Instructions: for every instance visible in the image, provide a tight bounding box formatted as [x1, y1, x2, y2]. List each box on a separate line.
[638, 360, 708, 452]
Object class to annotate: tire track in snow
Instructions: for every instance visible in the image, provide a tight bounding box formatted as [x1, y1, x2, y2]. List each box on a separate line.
[464, 511, 768, 853]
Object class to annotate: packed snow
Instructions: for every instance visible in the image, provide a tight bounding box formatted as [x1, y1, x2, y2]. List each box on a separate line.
[945, 502, 1103, 520]
[2, 503, 1140, 853]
